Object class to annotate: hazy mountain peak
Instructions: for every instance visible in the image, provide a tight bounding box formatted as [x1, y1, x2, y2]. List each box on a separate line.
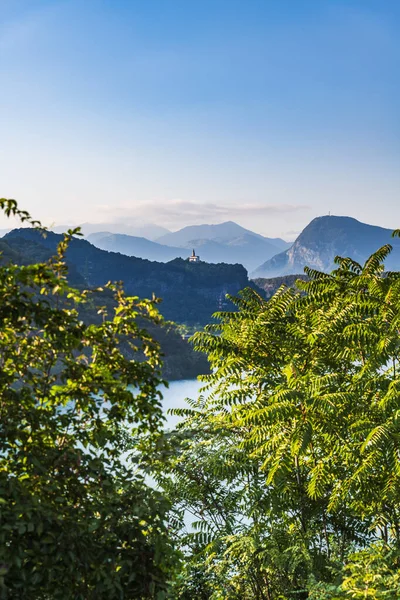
[157, 220, 288, 248]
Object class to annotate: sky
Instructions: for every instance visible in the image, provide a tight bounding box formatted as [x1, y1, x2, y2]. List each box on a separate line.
[0, 0, 399, 239]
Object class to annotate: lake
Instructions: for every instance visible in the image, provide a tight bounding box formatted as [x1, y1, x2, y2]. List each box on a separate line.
[159, 378, 203, 428]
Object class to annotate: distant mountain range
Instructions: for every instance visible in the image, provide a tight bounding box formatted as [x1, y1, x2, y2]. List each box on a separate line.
[86, 221, 290, 272]
[252, 216, 400, 278]
[52, 222, 170, 241]
[156, 221, 288, 249]
[86, 232, 187, 262]
[8, 215, 399, 283]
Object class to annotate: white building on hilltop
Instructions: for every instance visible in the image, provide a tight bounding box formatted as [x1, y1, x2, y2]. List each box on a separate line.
[188, 249, 201, 263]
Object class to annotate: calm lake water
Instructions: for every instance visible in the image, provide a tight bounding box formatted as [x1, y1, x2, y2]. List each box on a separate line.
[159, 379, 203, 429]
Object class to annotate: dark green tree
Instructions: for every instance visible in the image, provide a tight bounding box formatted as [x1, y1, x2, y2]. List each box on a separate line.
[0, 199, 177, 599]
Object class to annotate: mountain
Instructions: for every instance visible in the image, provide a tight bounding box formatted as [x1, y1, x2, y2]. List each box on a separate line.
[153, 221, 290, 271]
[180, 234, 288, 272]
[86, 232, 188, 262]
[87, 230, 288, 272]
[5, 228, 252, 327]
[157, 220, 288, 249]
[52, 222, 170, 241]
[53, 221, 291, 272]
[252, 216, 400, 278]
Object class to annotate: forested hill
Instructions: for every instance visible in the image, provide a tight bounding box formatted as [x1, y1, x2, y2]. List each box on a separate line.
[4, 228, 251, 326]
[1, 231, 213, 380]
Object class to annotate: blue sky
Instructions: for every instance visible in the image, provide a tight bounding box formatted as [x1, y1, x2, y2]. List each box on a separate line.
[0, 0, 399, 238]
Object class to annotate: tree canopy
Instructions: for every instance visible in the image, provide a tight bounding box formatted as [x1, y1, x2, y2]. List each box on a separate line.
[0, 199, 176, 599]
[159, 231, 400, 598]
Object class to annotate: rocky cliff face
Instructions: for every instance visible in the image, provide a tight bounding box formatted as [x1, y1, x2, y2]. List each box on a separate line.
[253, 274, 308, 298]
[252, 216, 400, 278]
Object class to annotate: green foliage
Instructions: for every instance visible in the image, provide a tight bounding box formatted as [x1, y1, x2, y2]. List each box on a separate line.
[309, 544, 400, 599]
[0, 199, 176, 599]
[339, 544, 400, 599]
[163, 232, 400, 597]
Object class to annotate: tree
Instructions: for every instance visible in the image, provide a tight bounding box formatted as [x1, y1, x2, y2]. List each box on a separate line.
[163, 235, 400, 598]
[0, 199, 177, 599]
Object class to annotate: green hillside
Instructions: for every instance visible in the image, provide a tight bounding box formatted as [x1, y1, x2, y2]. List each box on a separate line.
[5, 229, 251, 326]
[1, 232, 210, 380]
